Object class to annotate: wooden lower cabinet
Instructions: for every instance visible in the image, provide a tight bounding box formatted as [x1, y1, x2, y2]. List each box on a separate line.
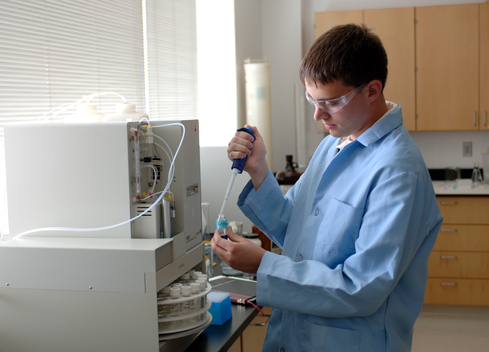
[425, 278, 489, 306]
[228, 336, 242, 352]
[426, 196, 489, 306]
[241, 307, 271, 352]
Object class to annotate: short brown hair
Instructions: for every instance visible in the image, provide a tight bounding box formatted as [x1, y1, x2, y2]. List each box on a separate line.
[300, 24, 388, 91]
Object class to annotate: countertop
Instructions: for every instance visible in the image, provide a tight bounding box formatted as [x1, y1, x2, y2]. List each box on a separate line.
[432, 181, 489, 195]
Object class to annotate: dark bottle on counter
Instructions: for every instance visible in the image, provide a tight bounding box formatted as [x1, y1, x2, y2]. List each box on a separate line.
[275, 155, 302, 185]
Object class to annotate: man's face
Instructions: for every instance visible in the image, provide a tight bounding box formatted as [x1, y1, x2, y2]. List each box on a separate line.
[305, 80, 369, 140]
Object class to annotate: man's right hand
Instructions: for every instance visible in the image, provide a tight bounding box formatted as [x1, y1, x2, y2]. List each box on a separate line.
[227, 125, 269, 190]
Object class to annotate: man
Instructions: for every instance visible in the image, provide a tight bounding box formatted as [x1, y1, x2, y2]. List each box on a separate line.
[211, 24, 442, 352]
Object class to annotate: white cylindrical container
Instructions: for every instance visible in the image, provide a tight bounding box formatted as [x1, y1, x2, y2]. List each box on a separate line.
[103, 103, 149, 122]
[65, 104, 105, 123]
[244, 60, 273, 171]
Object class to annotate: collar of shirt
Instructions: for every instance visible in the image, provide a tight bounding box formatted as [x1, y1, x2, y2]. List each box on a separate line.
[335, 101, 401, 154]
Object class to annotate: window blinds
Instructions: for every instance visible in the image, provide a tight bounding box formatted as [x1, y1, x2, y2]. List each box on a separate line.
[144, 0, 198, 120]
[0, 0, 197, 153]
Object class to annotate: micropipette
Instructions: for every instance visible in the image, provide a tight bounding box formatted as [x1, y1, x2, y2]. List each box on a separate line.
[219, 127, 256, 215]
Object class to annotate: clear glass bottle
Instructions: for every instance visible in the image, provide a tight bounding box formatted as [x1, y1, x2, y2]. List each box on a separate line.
[471, 163, 483, 188]
[216, 213, 228, 239]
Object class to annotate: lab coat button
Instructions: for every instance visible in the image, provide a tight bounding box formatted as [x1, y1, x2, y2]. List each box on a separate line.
[314, 208, 319, 216]
[280, 349, 285, 352]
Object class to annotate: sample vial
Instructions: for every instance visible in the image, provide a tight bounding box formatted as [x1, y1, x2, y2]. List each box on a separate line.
[158, 286, 171, 317]
[157, 286, 170, 300]
[181, 285, 191, 315]
[190, 283, 201, 310]
[169, 287, 181, 317]
[216, 213, 228, 239]
[179, 273, 190, 284]
[196, 279, 207, 307]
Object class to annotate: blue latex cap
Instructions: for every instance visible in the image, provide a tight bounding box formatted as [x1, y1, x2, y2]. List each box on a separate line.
[231, 127, 256, 173]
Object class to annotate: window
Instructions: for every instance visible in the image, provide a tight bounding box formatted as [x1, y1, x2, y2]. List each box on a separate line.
[0, 0, 200, 235]
[196, 0, 237, 147]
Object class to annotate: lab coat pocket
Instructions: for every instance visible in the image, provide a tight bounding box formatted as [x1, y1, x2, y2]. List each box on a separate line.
[313, 197, 363, 264]
[302, 319, 360, 352]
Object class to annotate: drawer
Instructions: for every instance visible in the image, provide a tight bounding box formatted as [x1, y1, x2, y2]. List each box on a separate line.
[428, 251, 489, 278]
[433, 225, 489, 251]
[437, 197, 489, 225]
[424, 278, 489, 306]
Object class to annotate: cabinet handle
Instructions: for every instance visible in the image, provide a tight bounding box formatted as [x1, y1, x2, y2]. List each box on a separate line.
[473, 111, 477, 126]
[441, 229, 457, 232]
[253, 314, 271, 327]
[484, 111, 487, 127]
[440, 282, 457, 286]
[440, 201, 457, 205]
[440, 256, 457, 259]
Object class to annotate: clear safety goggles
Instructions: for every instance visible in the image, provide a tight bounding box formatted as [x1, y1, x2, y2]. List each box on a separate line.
[305, 84, 365, 114]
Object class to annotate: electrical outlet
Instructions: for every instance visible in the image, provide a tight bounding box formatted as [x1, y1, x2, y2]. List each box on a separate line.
[463, 142, 472, 157]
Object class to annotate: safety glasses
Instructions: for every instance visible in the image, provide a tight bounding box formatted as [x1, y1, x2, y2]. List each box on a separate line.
[305, 84, 365, 114]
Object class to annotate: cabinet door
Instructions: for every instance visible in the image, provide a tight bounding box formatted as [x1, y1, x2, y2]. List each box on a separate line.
[416, 4, 479, 131]
[364, 8, 416, 131]
[314, 10, 363, 39]
[314, 10, 363, 133]
[481, 3, 489, 130]
[437, 197, 489, 225]
[241, 307, 272, 352]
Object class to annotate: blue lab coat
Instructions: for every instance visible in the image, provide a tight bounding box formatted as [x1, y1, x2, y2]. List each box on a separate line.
[238, 105, 443, 352]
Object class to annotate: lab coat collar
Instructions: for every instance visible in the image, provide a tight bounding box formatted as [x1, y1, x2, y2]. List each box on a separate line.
[354, 102, 403, 147]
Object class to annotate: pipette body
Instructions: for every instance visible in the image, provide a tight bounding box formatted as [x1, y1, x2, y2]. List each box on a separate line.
[217, 127, 256, 236]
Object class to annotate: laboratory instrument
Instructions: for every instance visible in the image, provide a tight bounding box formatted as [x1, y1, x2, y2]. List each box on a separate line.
[0, 119, 208, 352]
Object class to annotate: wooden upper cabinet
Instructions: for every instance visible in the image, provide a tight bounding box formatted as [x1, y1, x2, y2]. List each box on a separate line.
[480, 2, 489, 130]
[314, 10, 363, 133]
[313, 9, 416, 132]
[416, 4, 479, 131]
[314, 10, 363, 38]
[364, 7, 416, 131]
